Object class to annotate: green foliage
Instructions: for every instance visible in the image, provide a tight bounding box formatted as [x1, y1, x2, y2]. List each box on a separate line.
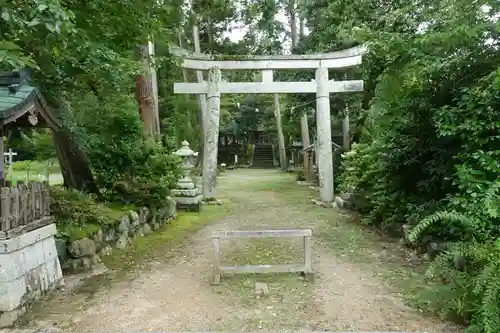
[18, 129, 57, 161]
[419, 239, 500, 333]
[407, 211, 476, 244]
[50, 185, 128, 242]
[319, 0, 500, 330]
[68, 91, 182, 208]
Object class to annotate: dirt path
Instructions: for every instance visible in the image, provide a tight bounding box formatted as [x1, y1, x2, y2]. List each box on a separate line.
[13, 169, 463, 332]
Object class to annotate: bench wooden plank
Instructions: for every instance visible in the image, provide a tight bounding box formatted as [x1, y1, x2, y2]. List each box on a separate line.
[219, 264, 305, 274]
[212, 229, 312, 239]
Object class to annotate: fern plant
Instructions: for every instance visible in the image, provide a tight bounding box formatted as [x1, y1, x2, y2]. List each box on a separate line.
[407, 211, 476, 244]
[423, 239, 500, 333]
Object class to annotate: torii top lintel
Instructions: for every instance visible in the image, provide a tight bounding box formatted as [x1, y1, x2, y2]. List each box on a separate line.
[170, 45, 365, 71]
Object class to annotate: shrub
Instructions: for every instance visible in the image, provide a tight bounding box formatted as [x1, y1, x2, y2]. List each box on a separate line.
[337, 31, 500, 333]
[50, 185, 128, 242]
[68, 91, 182, 208]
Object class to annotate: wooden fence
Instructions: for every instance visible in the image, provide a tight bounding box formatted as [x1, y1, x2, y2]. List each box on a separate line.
[0, 182, 52, 240]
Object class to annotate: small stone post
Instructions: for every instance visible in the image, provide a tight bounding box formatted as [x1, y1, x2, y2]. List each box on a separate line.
[172, 141, 202, 212]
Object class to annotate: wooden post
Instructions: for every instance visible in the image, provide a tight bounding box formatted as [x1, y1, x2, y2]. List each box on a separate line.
[304, 234, 312, 278]
[203, 66, 221, 199]
[211, 236, 221, 285]
[315, 67, 334, 203]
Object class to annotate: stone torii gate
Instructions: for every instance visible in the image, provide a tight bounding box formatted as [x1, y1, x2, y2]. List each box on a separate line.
[173, 46, 364, 203]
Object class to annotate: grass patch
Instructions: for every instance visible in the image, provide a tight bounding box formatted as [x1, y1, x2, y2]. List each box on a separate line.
[101, 202, 233, 271]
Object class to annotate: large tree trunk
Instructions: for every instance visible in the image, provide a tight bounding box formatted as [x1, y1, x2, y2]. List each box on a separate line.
[298, 0, 305, 39]
[288, 0, 311, 179]
[192, 16, 208, 168]
[52, 129, 99, 194]
[136, 44, 159, 138]
[274, 94, 287, 170]
[288, 0, 299, 49]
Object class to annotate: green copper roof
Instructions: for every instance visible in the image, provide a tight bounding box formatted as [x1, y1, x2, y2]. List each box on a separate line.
[0, 70, 38, 121]
[0, 71, 61, 129]
[0, 84, 36, 118]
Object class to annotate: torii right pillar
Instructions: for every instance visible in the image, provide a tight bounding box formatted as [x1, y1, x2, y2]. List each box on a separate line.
[315, 66, 334, 203]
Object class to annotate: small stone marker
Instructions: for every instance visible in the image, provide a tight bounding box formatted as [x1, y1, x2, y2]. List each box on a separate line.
[255, 282, 268, 297]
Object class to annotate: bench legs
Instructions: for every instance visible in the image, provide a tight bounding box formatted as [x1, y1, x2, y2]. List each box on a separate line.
[211, 237, 221, 285]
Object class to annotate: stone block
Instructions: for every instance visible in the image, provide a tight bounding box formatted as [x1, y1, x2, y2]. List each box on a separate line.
[142, 223, 152, 235]
[166, 197, 177, 217]
[42, 237, 58, 262]
[45, 258, 64, 288]
[91, 228, 104, 244]
[129, 210, 140, 226]
[0, 306, 25, 327]
[98, 245, 112, 257]
[22, 241, 45, 272]
[0, 250, 24, 282]
[175, 195, 202, 206]
[171, 188, 200, 197]
[0, 276, 26, 311]
[115, 232, 129, 249]
[117, 215, 130, 233]
[0, 224, 56, 254]
[0, 226, 65, 328]
[103, 228, 116, 242]
[68, 238, 96, 258]
[255, 282, 268, 297]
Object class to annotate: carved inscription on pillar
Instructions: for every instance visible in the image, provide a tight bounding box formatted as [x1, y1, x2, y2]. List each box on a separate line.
[203, 66, 222, 198]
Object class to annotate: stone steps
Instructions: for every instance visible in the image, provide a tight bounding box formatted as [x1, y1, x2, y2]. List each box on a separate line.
[251, 144, 275, 168]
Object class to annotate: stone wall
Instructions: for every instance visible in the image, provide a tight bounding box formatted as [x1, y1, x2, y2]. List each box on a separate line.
[0, 223, 64, 327]
[56, 197, 177, 273]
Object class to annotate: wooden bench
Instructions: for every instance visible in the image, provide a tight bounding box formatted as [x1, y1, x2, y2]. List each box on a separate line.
[210, 229, 313, 285]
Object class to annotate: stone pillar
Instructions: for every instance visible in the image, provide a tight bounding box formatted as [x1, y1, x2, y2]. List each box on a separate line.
[301, 112, 311, 179]
[315, 67, 334, 202]
[273, 93, 287, 170]
[342, 105, 350, 151]
[172, 141, 202, 211]
[203, 66, 221, 199]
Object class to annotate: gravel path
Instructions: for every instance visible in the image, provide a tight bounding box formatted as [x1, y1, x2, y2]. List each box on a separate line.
[12, 169, 463, 333]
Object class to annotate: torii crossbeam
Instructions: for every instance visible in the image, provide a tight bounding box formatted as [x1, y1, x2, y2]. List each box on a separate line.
[172, 46, 365, 203]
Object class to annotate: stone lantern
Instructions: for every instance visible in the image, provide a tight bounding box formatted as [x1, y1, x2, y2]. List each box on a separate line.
[171, 141, 202, 211]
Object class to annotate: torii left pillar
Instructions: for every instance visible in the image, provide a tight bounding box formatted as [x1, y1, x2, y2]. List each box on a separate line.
[202, 66, 221, 199]
[315, 67, 334, 203]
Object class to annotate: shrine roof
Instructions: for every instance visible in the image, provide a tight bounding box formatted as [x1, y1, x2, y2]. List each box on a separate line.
[0, 71, 60, 129]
